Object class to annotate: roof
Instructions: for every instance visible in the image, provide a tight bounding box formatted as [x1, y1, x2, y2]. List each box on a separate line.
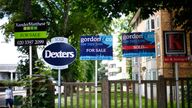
[0, 64, 17, 72]
[130, 9, 141, 26]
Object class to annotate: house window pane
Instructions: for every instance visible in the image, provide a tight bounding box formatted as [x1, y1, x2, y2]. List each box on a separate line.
[156, 16, 160, 28]
[151, 19, 155, 29]
[147, 20, 150, 31]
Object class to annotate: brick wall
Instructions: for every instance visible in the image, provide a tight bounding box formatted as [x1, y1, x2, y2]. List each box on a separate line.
[158, 10, 192, 78]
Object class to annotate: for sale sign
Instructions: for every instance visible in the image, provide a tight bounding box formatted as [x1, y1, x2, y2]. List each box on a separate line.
[163, 31, 188, 62]
[14, 21, 47, 46]
[80, 35, 113, 60]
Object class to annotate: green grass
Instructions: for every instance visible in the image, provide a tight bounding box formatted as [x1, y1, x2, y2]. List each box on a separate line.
[55, 93, 101, 108]
[55, 92, 158, 108]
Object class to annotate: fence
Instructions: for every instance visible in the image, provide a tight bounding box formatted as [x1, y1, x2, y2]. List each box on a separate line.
[158, 77, 192, 108]
[62, 82, 101, 108]
[62, 76, 192, 108]
[0, 77, 191, 108]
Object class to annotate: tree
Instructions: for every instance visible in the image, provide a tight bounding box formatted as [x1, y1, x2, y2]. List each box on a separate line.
[110, 14, 133, 58]
[80, 0, 192, 31]
[1, 0, 192, 82]
[98, 61, 108, 81]
[0, 0, 112, 82]
[109, 14, 133, 80]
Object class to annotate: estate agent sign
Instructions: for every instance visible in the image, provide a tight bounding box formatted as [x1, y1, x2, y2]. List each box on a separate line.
[80, 35, 113, 60]
[14, 21, 47, 46]
[122, 32, 155, 57]
[42, 42, 76, 69]
[163, 31, 188, 62]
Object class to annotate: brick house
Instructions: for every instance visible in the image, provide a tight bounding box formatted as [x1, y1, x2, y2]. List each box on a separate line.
[130, 9, 192, 79]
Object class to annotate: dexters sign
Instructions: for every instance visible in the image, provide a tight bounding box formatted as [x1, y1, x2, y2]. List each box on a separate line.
[42, 42, 76, 69]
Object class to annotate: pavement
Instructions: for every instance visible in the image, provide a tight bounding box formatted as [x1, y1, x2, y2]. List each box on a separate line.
[0, 94, 6, 107]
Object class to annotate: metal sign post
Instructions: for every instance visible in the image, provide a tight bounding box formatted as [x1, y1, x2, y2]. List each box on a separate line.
[122, 32, 155, 108]
[42, 37, 77, 108]
[95, 60, 98, 108]
[80, 35, 113, 108]
[138, 58, 142, 108]
[163, 31, 187, 108]
[14, 21, 48, 107]
[175, 63, 180, 108]
[58, 69, 61, 108]
[29, 46, 32, 107]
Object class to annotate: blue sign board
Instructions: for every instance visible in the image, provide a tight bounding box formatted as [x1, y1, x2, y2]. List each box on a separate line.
[42, 42, 76, 69]
[80, 35, 113, 60]
[122, 32, 155, 57]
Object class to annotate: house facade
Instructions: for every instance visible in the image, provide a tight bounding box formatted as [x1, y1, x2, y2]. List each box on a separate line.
[130, 9, 192, 79]
[0, 64, 18, 81]
[102, 57, 129, 80]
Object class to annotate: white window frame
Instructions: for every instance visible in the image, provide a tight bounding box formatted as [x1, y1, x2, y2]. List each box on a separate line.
[156, 43, 161, 56]
[145, 18, 155, 32]
[155, 16, 160, 29]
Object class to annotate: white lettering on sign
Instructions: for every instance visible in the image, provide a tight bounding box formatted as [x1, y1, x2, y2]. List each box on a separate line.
[133, 45, 145, 49]
[85, 48, 106, 52]
[123, 34, 143, 40]
[86, 49, 95, 52]
[45, 50, 74, 58]
[96, 49, 106, 52]
[81, 37, 101, 43]
[15, 22, 46, 27]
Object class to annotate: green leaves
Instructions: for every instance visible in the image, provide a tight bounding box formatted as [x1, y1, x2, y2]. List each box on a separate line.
[0, 80, 23, 86]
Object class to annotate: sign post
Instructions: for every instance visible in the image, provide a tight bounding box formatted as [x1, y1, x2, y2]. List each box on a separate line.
[14, 21, 47, 46]
[95, 60, 98, 108]
[164, 31, 187, 108]
[58, 69, 61, 108]
[14, 21, 47, 107]
[80, 35, 113, 108]
[175, 63, 180, 108]
[137, 58, 142, 108]
[42, 37, 76, 108]
[122, 32, 155, 108]
[29, 46, 32, 106]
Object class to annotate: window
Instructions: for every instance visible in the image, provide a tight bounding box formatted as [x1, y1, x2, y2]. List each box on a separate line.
[151, 19, 155, 30]
[146, 20, 150, 31]
[144, 70, 157, 80]
[109, 64, 116, 68]
[156, 43, 161, 56]
[145, 18, 155, 32]
[156, 16, 160, 29]
[152, 71, 157, 80]
[146, 57, 152, 61]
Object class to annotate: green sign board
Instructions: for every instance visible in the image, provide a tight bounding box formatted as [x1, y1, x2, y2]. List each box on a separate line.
[14, 21, 47, 46]
[14, 31, 47, 39]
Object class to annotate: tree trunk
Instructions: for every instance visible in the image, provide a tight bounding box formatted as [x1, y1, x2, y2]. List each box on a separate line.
[24, 0, 32, 20]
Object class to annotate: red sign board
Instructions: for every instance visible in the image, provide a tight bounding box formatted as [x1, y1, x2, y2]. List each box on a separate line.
[164, 56, 188, 62]
[163, 31, 188, 62]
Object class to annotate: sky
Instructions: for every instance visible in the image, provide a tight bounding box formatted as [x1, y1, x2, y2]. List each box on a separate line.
[0, 17, 20, 64]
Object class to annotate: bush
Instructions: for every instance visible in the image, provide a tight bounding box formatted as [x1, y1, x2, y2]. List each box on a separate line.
[0, 80, 22, 86]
